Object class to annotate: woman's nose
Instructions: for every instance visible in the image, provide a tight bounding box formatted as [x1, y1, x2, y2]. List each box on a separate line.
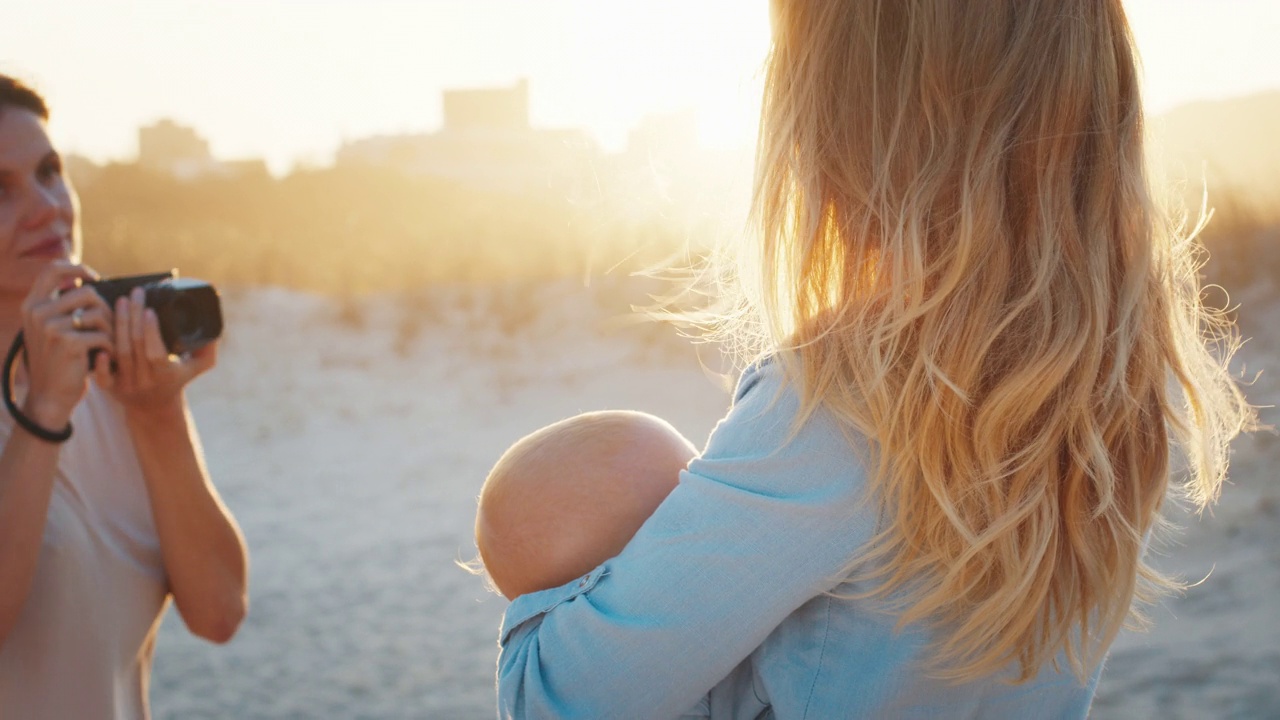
[20, 183, 62, 230]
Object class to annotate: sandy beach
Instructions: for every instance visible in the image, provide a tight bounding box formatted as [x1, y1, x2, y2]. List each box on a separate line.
[148, 281, 1279, 719]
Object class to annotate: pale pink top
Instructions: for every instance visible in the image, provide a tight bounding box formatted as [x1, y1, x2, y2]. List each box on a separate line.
[0, 382, 168, 720]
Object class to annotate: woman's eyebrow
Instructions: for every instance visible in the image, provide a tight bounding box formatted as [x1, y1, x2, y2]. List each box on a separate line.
[0, 151, 58, 178]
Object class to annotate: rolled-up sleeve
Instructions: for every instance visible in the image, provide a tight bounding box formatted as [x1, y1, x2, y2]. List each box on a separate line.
[496, 361, 877, 719]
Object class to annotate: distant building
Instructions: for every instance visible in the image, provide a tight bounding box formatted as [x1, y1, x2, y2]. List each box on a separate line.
[334, 79, 748, 217]
[138, 119, 216, 179]
[221, 159, 271, 180]
[599, 109, 751, 222]
[443, 78, 530, 133]
[337, 79, 600, 192]
[63, 153, 103, 189]
[625, 109, 699, 166]
[136, 119, 269, 181]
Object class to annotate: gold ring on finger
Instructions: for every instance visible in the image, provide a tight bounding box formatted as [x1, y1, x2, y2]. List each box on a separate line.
[71, 308, 85, 331]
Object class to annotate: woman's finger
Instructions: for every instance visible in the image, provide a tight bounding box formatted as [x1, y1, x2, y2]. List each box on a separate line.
[114, 296, 135, 388]
[45, 329, 113, 372]
[50, 285, 107, 311]
[41, 316, 103, 347]
[91, 347, 115, 391]
[129, 287, 153, 386]
[56, 304, 113, 338]
[31, 315, 112, 373]
[177, 341, 219, 382]
[69, 330, 114, 356]
[28, 285, 106, 328]
[23, 261, 96, 313]
[142, 309, 167, 363]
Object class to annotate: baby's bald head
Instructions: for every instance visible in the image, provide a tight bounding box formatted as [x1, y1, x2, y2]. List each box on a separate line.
[476, 411, 696, 599]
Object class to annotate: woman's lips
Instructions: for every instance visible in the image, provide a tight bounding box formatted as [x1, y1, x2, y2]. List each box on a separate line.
[20, 237, 68, 259]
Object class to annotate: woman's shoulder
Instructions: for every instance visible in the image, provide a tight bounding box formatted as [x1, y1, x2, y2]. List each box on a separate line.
[694, 356, 870, 504]
[721, 356, 862, 451]
[731, 355, 780, 404]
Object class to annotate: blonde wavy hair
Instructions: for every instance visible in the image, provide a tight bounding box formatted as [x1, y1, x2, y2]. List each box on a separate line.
[711, 0, 1254, 684]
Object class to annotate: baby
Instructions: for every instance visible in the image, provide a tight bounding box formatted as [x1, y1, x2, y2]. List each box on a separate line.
[475, 410, 726, 719]
[475, 410, 696, 599]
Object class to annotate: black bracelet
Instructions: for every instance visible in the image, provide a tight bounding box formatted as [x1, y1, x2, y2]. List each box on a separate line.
[3, 331, 73, 443]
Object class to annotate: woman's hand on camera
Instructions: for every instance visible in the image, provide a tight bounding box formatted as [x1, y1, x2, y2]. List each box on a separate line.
[19, 261, 113, 429]
[95, 286, 217, 414]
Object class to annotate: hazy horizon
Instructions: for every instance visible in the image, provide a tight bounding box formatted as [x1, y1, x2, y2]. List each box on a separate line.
[3, 0, 1278, 173]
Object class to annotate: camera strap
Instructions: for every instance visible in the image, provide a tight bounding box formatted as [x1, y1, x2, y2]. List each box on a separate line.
[2, 331, 74, 443]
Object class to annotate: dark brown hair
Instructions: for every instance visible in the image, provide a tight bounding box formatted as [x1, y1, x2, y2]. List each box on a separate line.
[0, 74, 49, 120]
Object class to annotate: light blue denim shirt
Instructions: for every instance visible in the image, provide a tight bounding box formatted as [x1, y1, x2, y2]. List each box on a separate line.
[497, 360, 1102, 719]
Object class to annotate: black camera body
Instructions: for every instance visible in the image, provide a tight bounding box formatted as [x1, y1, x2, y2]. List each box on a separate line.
[88, 271, 223, 355]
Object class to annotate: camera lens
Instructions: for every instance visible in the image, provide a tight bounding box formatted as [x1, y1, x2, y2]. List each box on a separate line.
[172, 296, 202, 338]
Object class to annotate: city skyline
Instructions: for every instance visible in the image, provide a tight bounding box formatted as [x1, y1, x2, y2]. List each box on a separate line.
[2, 0, 1278, 173]
[75, 80, 725, 177]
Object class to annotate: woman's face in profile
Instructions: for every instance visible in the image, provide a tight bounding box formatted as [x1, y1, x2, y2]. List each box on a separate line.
[0, 108, 79, 297]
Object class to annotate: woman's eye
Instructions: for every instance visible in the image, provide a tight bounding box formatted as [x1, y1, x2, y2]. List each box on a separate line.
[37, 160, 62, 183]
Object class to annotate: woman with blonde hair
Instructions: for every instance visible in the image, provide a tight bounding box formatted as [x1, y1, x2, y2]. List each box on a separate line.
[494, 1, 1252, 717]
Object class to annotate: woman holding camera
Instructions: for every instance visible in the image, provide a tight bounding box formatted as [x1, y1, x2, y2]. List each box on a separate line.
[0, 75, 248, 719]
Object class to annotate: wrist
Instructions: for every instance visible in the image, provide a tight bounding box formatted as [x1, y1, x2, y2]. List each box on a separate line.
[21, 394, 73, 430]
[123, 394, 187, 428]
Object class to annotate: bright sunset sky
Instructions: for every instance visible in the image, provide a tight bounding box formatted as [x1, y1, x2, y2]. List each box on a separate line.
[1, 0, 1277, 173]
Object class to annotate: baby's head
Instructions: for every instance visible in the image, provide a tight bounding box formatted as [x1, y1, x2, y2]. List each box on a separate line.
[476, 411, 696, 599]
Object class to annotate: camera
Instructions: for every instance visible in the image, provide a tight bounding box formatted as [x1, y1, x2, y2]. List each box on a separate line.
[88, 271, 223, 355]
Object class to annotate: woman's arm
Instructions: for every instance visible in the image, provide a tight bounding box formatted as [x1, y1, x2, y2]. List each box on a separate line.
[123, 395, 247, 643]
[496, 361, 878, 719]
[98, 288, 247, 644]
[0, 263, 113, 646]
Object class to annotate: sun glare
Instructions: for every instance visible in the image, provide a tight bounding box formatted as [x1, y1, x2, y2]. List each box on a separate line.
[2, 0, 772, 169]
[559, 0, 771, 150]
[0, 0, 1273, 171]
